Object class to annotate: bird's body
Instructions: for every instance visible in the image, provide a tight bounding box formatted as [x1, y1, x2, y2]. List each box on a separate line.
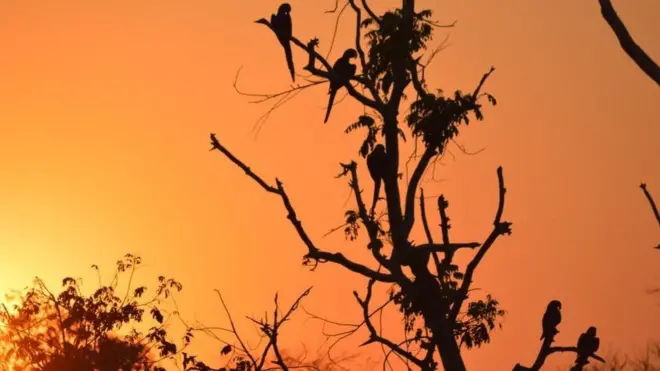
[366, 144, 387, 216]
[324, 49, 358, 123]
[575, 327, 600, 365]
[270, 3, 295, 81]
[541, 300, 562, 341]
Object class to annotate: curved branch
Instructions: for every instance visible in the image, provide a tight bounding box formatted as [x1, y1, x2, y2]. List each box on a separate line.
[548, 346, 606, 363]
[209, 133, 396, 283]
[353, 279, 431, 370]
[640, 183, 660, 227]
[360, 0, 381, 24]
[598, 0, 660, 86]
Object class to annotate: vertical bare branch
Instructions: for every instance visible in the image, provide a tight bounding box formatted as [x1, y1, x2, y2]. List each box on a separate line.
[420, 188, 443, 275]
[450, 166, 512, 321]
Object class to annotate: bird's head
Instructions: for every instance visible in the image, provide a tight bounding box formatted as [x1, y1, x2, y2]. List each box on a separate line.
[278, 3, 292, 15]
[373, 144, 386, 154]
[548, 300, 562, 311]
[343, 48, 358, 60]
[587, 326, 597, 336]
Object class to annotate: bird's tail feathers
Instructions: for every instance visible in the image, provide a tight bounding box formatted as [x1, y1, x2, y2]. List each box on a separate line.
[284, 42, 295, 82]
[370, 179, 381, 216]
[324, 89, 337, 123]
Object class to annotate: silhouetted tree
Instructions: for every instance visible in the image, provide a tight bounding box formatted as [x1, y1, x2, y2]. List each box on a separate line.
[0, 254, 184, 371]
[597, 0, 660, 86]
[207, 1, 604, 370]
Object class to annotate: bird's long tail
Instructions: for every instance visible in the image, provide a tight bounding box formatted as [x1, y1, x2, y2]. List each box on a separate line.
[370, 179, 381, 216]
[324, 88, 337, 123]
[284, 42, 295, 82]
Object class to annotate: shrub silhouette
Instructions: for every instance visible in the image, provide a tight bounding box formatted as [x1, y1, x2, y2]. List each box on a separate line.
[0, 254, 183, 371]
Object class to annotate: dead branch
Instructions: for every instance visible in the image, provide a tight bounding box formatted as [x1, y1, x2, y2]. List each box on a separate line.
[209, 133, 396, 283]
[186, 288, 314, 371]
[254, 18, 384, 110]
[301, 290, 394, 367]
[233, 67, 326, 104]
[512, 304, 605, 371]
[353, 279, 432, 370]
[598, 0, 660, 86]
[360, 0, 381, 24]
[337, 162, 395, 271]
[449, 166, 512, 322]
[322, 0, 349, 61]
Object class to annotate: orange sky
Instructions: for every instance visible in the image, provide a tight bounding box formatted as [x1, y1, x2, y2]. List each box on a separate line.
[0, 0, 658, 370]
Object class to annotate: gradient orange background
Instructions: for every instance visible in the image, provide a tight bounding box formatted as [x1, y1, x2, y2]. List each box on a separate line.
[0, 0, 658, 369]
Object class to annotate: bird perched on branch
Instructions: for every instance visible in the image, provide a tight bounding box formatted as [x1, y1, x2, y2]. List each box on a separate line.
[541, 300, 562, 341]
[574, 327, 600, 367]
[367, 144, 387, 216]
[269, 3, 295, 82]
[324, 49, 358, 123]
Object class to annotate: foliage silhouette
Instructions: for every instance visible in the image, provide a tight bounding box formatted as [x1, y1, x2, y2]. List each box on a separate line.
[0, 254, 184, 371]
[208, 1, 605, 370]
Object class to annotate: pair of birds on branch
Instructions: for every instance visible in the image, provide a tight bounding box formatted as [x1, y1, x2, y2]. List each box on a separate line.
[265, 3, 386, 216]
[264, 3, 358, 124]
[541, 300, 601, 368]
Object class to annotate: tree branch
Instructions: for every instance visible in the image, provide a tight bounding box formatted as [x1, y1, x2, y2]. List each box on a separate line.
[437, 195, 452, 262]
[255, 18, 384, 111]
[512, 315, 605, 371]
[449, 166, 511, 321]
[640, 183, 660, 227]
[403, 67, 496, 236]
[353, 279, 431, 370]
[640, 183, 660, 250]
[338, 161, 394, 271]
[598, 0, 660, 86]
[209, 133, 396, 283]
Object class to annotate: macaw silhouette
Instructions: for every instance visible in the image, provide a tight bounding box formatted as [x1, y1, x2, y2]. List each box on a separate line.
[575, 327, 600, 366]
[540, 300, 562, 341]
[270, 3, 295, 82]
[367, 144, 387, 216]
[324, 49, 358, 123]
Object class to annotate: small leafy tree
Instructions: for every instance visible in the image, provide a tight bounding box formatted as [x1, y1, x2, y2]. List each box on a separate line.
[207, 1, 604, 370]
[0, 254, 184, 371]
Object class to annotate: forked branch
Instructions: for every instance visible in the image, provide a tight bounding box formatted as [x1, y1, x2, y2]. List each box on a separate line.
[449, 166, 512, 321]
[640, 183, 660, 249]
[403, 66, 496, 234]
[254, 18, 384, 110]
[513, 329, 605, 371]
[353, 279, 432, 370]
[209, 133, 396, 283]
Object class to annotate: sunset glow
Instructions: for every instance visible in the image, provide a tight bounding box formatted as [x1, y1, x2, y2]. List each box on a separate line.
[0, 1, 658, 370]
